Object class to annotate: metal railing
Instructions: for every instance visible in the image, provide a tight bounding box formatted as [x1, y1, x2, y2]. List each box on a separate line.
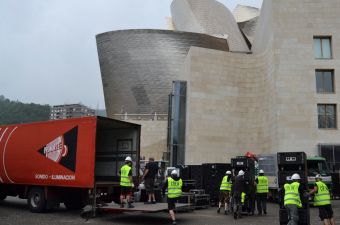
[112, 113, 168, 121]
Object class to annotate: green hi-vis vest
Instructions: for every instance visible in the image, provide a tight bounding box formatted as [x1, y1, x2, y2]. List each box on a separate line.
[314, 181, 331, 206]
[241, 192, 246, 204]
[256, 176, 269, 193]
[120, 164, 132, 187]
[284, 182, 302, 208]
[167, 177, 183, 198]
[220, 175, 232, 191]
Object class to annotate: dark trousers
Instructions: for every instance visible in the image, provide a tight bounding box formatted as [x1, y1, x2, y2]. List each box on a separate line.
[233, 194, 242, 215]
[256, 193, 267, 214]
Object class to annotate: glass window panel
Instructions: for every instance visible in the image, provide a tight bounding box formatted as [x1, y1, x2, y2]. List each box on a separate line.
[334, 146, 340, 162]
[326, 105, 335, 115]
[316, 71, 323, 92]
[314, 38, 322, 58]
[318, 105, 325, 114]
[318, 115, 326, 128]
[324, 72, 334, 93]
[322, 38, 331, 58]
[327, 115, 335, 128]
[320, 145, 334, 162]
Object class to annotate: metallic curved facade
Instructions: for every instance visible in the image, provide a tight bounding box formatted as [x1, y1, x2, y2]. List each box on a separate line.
[171, 0, 249, 52]
[96, 29, 228, 115]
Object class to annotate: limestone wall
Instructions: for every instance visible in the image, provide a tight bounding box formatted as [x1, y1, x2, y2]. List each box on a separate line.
[182, 47, 271, 163]
[124, 120, 168, 161]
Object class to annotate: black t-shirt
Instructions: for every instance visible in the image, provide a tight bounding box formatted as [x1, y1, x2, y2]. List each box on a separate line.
[144, 162, 159, 179]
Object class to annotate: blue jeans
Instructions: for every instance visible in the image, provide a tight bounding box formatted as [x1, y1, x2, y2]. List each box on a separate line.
[285, 204, 299, 225]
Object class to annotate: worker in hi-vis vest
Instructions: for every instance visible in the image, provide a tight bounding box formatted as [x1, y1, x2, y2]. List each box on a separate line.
[309, 174, 335, 225]
[162, 169, 183, 225]
[119, 156, 134, 208]
[284, 173, 304, 225]
[255, 169, 269, 215]
[217, 170, 232, 214]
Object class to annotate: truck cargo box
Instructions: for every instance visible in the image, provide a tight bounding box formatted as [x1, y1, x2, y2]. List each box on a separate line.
[0, 116, 141, 212]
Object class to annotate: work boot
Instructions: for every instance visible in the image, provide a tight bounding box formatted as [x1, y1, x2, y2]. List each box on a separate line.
[217, 208, 220, 213]
[128, 203, 134, 208]
[172, 220, 177, 225]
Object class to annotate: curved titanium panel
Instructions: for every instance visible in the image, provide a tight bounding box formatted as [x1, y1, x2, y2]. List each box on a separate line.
[171, 0, 249, 52]
[96, 29, 228, 115]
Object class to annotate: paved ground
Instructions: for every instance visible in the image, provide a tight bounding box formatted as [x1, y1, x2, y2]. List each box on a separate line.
[0, 197, 339, 225]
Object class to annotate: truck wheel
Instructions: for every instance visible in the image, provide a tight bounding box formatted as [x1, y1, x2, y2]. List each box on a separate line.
[28, 187, 46, 213]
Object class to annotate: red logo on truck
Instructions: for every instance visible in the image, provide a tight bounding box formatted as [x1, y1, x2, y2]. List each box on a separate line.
[43, 136, 68, 163]
[38, 126, 78, 172]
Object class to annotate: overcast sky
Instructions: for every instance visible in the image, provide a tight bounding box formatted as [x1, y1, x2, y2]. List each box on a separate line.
[0, 0, 262, 109]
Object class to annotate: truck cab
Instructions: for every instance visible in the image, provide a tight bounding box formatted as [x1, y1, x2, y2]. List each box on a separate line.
[307, 157, 332, 194]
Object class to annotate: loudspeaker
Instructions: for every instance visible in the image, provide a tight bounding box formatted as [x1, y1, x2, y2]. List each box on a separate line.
[202, 163, 231, 204]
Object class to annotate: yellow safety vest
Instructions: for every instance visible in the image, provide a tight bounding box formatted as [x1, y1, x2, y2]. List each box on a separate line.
[120, 164, 132, 187]
[167, 177, 183, 198]
[256, 176, 269, 193]
[241, 192, 246, 204]
[314, 181, 331, 206]
[284, 182, 302, 208]
[220, 175, 232, 191]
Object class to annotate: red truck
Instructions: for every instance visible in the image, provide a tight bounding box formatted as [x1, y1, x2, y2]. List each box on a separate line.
[0, 116, 141, 212]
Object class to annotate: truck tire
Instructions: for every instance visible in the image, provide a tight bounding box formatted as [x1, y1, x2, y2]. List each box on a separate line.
[28, 187, 46, 213]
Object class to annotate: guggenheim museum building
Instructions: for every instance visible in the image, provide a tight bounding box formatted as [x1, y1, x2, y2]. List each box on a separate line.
[96, 0, 340, 170]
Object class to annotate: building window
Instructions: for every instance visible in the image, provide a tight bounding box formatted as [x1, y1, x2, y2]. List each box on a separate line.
[319, 144, 340, 172]
[314, 36, 332, 59]
[316, 70, 334, 93]
[318, 104, 337, 129]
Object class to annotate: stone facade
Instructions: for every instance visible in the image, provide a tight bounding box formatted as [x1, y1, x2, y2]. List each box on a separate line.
[180, 0, 340, 164]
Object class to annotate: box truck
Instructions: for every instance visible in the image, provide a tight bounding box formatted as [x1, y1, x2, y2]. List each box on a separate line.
[0, 116, 141, 212]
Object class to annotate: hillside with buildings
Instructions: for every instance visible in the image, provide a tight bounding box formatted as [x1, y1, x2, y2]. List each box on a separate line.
[0, 95, 50, 125]
[0, 95, 105, 124]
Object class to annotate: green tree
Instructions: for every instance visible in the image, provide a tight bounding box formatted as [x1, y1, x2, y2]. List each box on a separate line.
[0, 96, 50, 125]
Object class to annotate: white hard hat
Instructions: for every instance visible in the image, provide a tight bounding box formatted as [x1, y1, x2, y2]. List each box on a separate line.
[259, 169, 264, 174]
[315, 174, 322, 179]
[125, 156, 132, 162]
[226, 171, 232, 175]
[171, 170, 178, 175]
[238, 170, 245, 176]
[291, 173, 301, 180]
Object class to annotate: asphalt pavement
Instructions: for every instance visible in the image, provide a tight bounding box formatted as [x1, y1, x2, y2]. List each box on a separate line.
[0, 197, 339, 225]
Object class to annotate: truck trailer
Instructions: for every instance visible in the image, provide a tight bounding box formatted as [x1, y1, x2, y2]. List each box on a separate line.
[0, 116, 141, 212]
